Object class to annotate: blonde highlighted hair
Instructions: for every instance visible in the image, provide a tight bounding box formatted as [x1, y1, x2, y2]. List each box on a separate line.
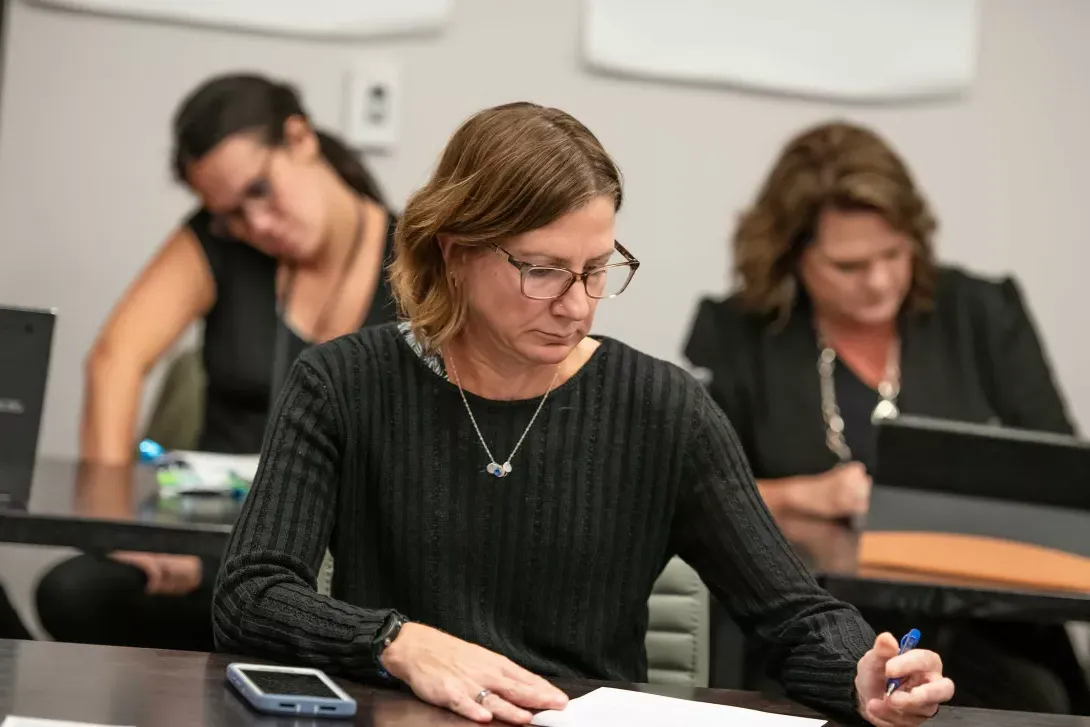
[389, 102, 622, 352]
[733, 120, 938, 319]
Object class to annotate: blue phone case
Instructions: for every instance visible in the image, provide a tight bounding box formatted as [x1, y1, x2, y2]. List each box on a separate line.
[226, 663, 357, 718]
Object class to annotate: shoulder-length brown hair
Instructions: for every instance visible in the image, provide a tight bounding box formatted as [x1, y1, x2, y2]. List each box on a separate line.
[389, 102, 623, 352]
[733, 120, 937, 319]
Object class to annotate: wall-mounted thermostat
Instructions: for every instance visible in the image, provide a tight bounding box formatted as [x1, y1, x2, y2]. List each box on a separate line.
[342, 61, 399, 153]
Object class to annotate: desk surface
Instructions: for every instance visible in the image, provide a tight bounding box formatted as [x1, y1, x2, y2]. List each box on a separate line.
[0, 458, 236, 558]
[0, 639, 1074, 727]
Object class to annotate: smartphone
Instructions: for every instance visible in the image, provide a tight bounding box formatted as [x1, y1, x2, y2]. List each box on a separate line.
[226, 663, 357, 718]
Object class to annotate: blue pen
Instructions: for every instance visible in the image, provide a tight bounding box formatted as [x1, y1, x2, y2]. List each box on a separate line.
[885, 628, 921, 697]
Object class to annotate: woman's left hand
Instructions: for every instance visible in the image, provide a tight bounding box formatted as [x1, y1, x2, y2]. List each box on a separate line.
[855, 633, 954, 726]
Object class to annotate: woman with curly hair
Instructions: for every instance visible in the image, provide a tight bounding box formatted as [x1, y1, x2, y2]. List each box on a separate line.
[684, 120, 1082, 714]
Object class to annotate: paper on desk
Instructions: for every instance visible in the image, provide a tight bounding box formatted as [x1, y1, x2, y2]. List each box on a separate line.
[1, 717, 134, 727]
[169, 450, 261, 493]
[530, 687, 827, 727]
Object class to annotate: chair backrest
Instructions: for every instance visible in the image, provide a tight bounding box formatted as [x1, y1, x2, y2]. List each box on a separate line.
[316, 553, 710, 687]
[143, 348, 205, 451]
[646, 557, 710, 686]
[317, 551, 335, 596]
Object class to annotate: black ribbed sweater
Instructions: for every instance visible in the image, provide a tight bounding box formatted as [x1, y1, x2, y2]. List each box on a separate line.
[213, 323, 874, 719]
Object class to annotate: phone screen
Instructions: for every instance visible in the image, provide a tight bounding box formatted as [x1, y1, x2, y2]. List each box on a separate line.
[238, 668, 340, 699]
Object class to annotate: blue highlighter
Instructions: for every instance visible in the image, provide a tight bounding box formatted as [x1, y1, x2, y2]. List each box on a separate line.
[885, 628, 921, 697]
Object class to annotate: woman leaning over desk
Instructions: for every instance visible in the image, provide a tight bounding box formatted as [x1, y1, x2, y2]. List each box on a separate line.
[34, 73, 398, 651]
[213, 102, 952, 726]
[683, 121, 1081, 713]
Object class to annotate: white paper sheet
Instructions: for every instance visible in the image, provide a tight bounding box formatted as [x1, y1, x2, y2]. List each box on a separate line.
[531, 687, 827, 727]
[1, 717, 133, 727]
[166, 450, 261, 494]
[26, 0, 454, 39]
[583, 0, 979, 102]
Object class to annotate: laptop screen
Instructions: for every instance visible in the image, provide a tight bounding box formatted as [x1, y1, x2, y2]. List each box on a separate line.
[0, 306, 55, 507]
[874, 414, 1090, 511]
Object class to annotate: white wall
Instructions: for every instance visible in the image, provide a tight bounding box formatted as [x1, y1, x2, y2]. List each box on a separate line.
[1, 0, 1089, 459]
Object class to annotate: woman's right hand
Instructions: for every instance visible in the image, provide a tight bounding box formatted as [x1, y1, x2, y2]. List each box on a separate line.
[379, 622, 569, 724]
[786, 462, 872, 519]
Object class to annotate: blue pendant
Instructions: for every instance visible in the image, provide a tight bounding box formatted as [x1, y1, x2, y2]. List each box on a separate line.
[485, 462, 512, 478]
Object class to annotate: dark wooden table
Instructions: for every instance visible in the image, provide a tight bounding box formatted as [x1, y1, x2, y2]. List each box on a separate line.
[0, 639, 1075, 726]
[0, 457, 237, 559]
[712, 486, 1090, 689]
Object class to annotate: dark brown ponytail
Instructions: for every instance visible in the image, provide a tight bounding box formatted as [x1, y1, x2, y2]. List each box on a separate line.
[315, 130, 385, 206]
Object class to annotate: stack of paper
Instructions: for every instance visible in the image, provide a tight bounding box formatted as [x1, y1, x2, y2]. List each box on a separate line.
[531, 688, 827, 727]
[161, 451, 261, 495]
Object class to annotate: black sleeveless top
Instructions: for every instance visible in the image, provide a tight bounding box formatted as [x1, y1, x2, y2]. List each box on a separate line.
[188, 209, 398, 454]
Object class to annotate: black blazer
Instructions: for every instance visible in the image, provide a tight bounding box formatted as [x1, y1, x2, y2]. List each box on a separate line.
[683, 266, 1075, 480]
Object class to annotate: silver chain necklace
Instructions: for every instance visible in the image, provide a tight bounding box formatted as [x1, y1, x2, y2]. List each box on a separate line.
[816, 331, 901, 462]
[445, 354, 559, 478]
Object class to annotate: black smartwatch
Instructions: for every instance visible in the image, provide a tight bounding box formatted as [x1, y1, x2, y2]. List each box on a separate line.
[373, 611, 410, 680]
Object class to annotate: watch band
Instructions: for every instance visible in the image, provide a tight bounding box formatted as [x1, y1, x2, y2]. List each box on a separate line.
[374, 611, 410, 680]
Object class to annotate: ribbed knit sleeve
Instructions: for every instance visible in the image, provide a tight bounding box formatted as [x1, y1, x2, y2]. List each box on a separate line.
[674, 392, 874, 722]
[212, 357, 392, 680]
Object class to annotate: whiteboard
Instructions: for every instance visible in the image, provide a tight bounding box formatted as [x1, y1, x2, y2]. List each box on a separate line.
[25, 0, 454, 38]
[582, 0, 980, 102]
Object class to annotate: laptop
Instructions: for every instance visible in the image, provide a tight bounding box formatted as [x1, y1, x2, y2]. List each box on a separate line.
[0, 306, 55, 508]
[873, 414, 1090, 511]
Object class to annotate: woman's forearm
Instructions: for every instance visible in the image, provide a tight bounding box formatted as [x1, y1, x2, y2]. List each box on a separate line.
[756, 476, 802, 516]
[80, 347, 145, 465]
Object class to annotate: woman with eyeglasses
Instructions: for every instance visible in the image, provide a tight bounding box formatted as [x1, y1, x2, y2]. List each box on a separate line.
[213, 103, 952, 727]
[34, 73, 398, 652]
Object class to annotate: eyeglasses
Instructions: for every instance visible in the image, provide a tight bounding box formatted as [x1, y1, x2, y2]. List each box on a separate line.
[489, 241, 640, 300]
[208, 150, 277, 238]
